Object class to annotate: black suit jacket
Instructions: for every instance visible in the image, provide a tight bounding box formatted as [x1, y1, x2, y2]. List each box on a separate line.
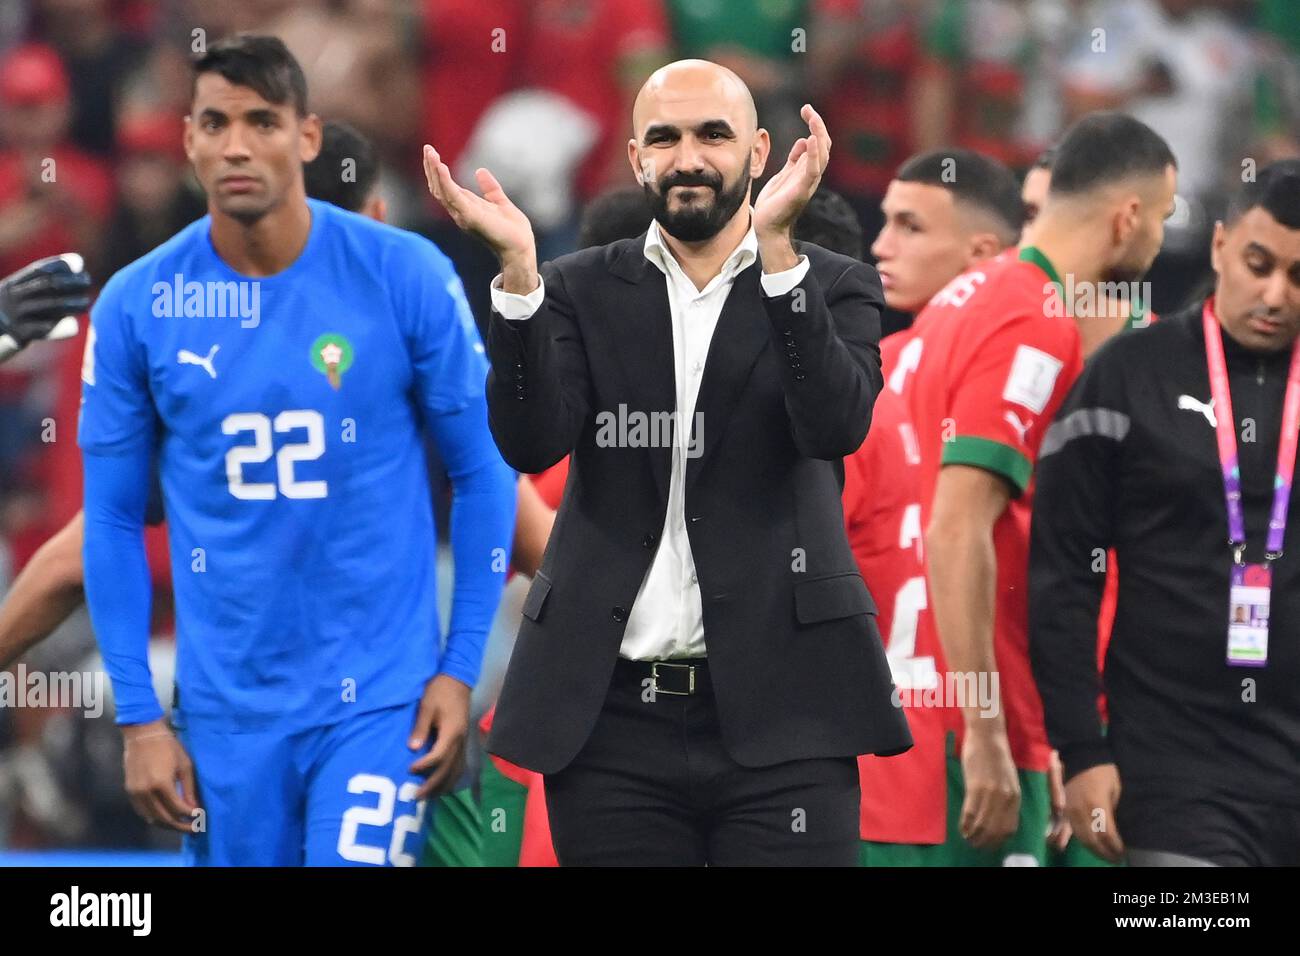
[484, 234, 912, 773]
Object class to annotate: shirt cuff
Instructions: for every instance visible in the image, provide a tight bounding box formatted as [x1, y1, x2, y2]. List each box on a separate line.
[759, 255, 810, 298]
[1058, 739, 1114, 782]
[490, 273, 545, 320]
[436, 649, 481, 690]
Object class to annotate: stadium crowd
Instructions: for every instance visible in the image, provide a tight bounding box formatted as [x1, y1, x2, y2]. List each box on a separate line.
[0, 0, 1298, 858]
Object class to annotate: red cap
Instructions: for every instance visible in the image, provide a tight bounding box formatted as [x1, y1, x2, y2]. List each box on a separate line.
[0, 44, 70, 106]
[117, 112, 186, 161]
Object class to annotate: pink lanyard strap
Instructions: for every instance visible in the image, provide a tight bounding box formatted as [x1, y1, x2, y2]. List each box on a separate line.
[1202, 299, 1300, 563]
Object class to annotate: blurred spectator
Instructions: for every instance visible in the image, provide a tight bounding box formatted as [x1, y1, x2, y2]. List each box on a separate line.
[30, 0, 152, 156]
[265, 0, 420, 161]
[102, 112, 206, 278]
[0, 43, 111, 527]
[0, 43, 114, 279]
[441, 1, 670, 309]
[421, 0, 526, 183]
[809, 0, 926, 241]
[1231, 0, 1300, 175]
[521, 0, 670, 203]
[1059, 0, 1258, 310]
[911, 0, 1072, 169]
[506, 0, 670, 258]
[665, 0, 807, 184]
[417, 0, 528, 328]
[1061, 0, 1255, 206]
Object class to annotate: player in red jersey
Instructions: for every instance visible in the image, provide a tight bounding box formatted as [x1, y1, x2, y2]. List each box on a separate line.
[853, 113, 1177, 865]
[846, 148, 1026, 855]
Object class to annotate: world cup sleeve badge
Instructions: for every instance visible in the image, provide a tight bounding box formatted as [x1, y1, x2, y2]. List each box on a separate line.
[311, 333, 354, 390]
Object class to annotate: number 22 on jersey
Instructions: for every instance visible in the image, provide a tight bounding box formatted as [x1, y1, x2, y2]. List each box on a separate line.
[222, 409, 327, 500]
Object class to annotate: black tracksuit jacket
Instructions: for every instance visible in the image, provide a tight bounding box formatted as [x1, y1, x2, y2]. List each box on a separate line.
[1029, 302, 1300, 806]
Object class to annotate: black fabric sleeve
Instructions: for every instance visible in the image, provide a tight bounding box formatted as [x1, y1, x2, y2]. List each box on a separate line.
[761, 259, 884, 459]
[1028, 342, 1130, 779]
[484, 262, 592, 475]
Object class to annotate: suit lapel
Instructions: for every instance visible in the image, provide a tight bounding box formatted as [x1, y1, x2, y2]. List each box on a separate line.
[686, 263, 767, 497]
[607, 237, 674, 506]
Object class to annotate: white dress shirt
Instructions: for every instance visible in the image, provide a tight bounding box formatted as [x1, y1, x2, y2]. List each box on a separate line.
[491, 218, 810, 660]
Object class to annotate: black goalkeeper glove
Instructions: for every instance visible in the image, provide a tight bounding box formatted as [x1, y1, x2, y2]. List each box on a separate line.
[0, 253, 92, 363]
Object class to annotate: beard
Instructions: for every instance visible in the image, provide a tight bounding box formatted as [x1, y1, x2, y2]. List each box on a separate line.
[644, 167, 750, 243]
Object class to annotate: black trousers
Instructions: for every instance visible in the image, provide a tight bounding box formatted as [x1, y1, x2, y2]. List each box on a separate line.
[543, 658, 860, 866]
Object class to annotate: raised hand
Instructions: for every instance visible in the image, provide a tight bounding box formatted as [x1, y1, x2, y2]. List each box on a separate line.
[422, 145, 537, 293]
[753, 104, 831, 239]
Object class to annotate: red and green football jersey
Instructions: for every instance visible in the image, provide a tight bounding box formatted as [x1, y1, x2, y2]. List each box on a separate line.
[847, 332, 957, 844]
[888, 249, 1082, 775]
[477, 706, 559, 867]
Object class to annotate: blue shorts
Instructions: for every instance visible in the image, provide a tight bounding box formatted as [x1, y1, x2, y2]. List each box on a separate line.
[176, 701, 429, 866]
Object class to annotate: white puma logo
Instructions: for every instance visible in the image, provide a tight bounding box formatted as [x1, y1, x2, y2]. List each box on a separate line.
[1177, 394, 1217, 428]
[177, 344, 219, 379]
[1004, 410, 1031, 444]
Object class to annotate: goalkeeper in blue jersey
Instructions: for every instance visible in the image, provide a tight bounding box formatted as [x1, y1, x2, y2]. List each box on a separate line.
[77, 35, 516, 866]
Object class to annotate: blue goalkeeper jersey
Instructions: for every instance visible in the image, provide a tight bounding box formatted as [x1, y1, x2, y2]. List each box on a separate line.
[79, 198, 515, 729]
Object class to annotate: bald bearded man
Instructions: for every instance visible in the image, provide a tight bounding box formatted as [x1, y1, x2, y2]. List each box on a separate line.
[424, 60, 910, 865]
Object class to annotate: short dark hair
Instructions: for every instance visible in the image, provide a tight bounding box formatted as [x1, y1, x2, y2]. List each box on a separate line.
[192, 34, 308, 118]
[896, 148, 1024, 244]
[578, 187, 651, 248]
[1048, 111, 1176, 197]
[1224, 158, 1300, 230]
[793, 188, 864, 260]
[304, 121, 378, 213]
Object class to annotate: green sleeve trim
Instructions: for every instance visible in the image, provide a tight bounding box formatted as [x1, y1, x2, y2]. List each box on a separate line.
[942, 435, 1032, 496]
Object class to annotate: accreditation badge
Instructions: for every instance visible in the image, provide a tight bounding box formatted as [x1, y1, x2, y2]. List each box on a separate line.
[1227, 562, 1271, 667]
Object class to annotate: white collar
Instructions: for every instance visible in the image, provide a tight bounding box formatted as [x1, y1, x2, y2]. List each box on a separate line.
[643, 210, 758, 285]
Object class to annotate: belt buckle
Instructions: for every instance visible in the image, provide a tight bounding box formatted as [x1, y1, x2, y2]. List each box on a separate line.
[650, 661, 695, 696]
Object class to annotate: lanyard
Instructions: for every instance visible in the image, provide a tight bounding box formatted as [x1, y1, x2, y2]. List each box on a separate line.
[1201, 299, 1300, 563]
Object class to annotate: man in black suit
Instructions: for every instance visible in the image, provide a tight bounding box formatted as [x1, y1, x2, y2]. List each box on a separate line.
[423, 59, 910, 865]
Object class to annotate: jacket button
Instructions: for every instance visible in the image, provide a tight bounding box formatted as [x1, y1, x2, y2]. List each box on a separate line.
[688, 515, 703, 523]
[611, 606, 627, 622]
[642, 533, 656, 548]
[794, 372, 806, 381]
